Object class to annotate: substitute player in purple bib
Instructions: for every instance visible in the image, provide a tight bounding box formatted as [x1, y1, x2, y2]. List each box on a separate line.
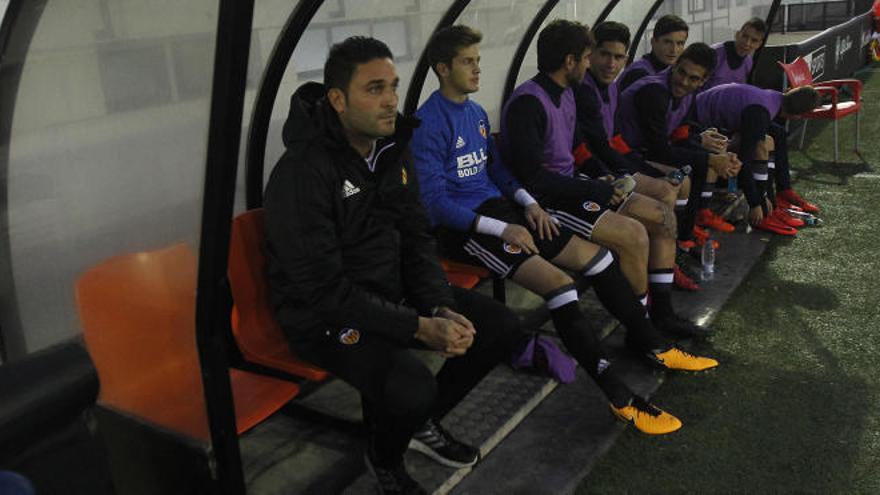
[500, 20, 709, 340]
[412, 25, 719, 436]
[265, 37, 530, 494]
[617, 16, 735, 240]
[576, 21, 700, 290]
[702, 17, 822, 216]
[695, 83, 821, 235]
[577, 21, 691, 217]
[616, 43, 744, 248]
[702, 17, 763, 91]
[618, 15, 689, 92]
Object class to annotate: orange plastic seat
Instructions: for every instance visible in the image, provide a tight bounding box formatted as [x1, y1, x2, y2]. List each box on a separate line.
[76, 244, 299, 442]
[228, 209, 329, 382]
[440, 258, 490, 290]
[778, 57, 862, 162]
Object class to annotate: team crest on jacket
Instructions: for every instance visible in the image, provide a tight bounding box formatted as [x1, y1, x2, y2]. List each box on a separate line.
[338, 328, 360, 345]
[401, 167, 408, 185]
[582, 201, 600, 212]
[503, 242, 522, 254]
[479, 120, 487, 139]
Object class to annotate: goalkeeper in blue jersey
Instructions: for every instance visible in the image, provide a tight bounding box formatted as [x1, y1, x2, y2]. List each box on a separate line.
[410, 25, 721, 436]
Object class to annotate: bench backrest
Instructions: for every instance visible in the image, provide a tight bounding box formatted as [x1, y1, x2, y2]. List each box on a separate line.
[778, 57, 813, 88]
[228, 209, 329, 381]
[77, 244, 298, 440]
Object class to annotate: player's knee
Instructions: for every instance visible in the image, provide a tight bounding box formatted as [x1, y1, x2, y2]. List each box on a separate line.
[619, 218, 649, 257]
[654, 181, 677, 208]
[679, 176, 691, 198]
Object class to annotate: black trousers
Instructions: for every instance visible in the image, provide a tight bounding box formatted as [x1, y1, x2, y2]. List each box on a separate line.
[295, 287, 521, 467]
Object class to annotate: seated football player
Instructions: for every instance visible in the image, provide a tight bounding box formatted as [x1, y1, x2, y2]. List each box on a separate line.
[616, 42, 744, 247]
[411, 25, 720, 435]
[695, 83, 821, 234]
[266, 36, 531, 493]
[699, 17, 819, 214]
[618, 14, 689, 91]
[576, 20, 699, 290]
[500, 20, 711, 338]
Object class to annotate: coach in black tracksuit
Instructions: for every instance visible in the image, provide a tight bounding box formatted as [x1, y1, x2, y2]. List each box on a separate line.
[264, 38, 515, 492]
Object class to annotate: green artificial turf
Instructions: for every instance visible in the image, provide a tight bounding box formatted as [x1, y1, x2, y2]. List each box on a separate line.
[578, 69, 880, 494]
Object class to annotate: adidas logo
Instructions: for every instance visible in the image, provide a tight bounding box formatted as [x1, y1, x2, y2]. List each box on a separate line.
[342, 179, 361, 198]
[455, 136, 466, 149]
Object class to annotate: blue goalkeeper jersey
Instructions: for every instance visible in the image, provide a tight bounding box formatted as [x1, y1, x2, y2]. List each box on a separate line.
[411, 91, 521, 231]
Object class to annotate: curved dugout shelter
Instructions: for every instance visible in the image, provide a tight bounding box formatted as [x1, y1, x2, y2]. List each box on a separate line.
[0, 0, 870, 493]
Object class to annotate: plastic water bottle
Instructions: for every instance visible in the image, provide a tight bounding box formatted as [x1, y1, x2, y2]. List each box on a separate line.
[786, 208, 824, 227]
[666, 165, 693, 185]
[727, 177, 738, 193]
[701, 237, 715, 281]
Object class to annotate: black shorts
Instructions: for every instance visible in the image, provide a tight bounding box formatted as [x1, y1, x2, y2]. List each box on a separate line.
[436, 197, 573, 279]
[633, 161, 667, 178]
[539, 190, 611, 241]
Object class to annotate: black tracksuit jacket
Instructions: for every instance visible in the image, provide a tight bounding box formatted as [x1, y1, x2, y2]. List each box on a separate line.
[264, 82, 455, 346]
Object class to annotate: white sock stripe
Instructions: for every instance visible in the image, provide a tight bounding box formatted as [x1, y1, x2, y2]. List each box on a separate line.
[767, 161, 776, 169]
[701, 191, 713, 198]
[546, 289, 579, 310]
[585, 250, 614, 276]
[639, 295, 648, 307]
[463, 240, 510, 276]
[675, 199, 689, 206]
[649, 272, 674, 284]
[753, 173, 769, 181]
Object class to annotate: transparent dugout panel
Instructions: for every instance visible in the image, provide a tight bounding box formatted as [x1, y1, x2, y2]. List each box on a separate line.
[445, 0, 546, 129]
[0, 0, 219, 440]
[625, 0, 776, 58]
[604, 0, 659, 59]
[257, 0, 455, 188]
[506, 0, 609, 117]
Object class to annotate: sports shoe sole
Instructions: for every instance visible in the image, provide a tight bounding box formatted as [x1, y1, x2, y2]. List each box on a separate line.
[407, 438, 479, 469]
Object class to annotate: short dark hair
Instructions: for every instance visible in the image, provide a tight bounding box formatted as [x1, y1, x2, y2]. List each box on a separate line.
[592, 21, 631, 50]
[324, 36, 393, 94]
[537, 19, 594, 73]
[426, 25, 483, 76]
[783, 86, 820, 115]
[677, 42, 716, 73]
[652, 15, 689, 39]
[741, 17, 768, 35]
